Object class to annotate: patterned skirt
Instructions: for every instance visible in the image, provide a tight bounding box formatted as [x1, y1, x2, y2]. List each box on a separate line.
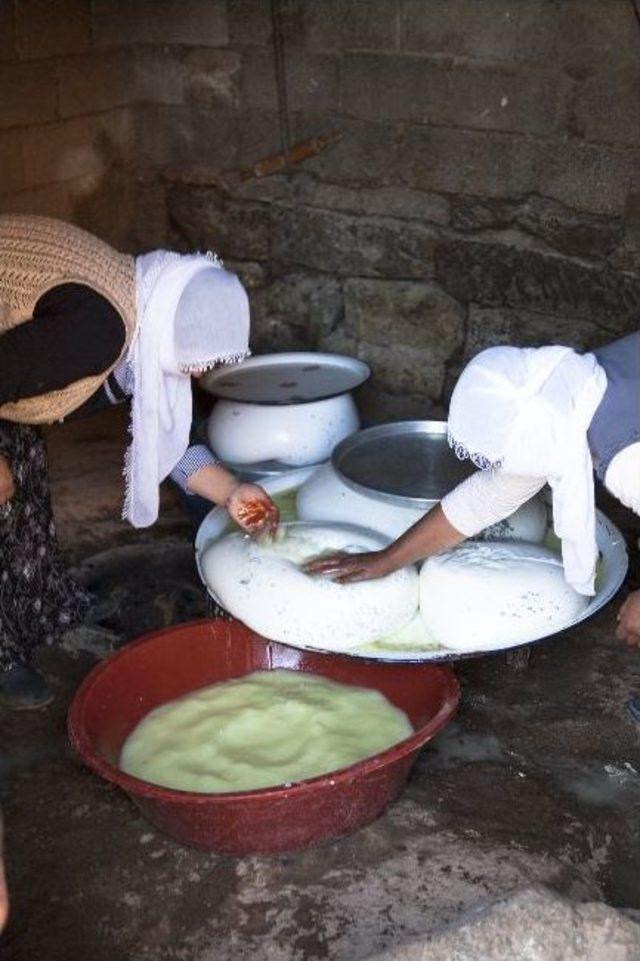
[0, 422, 89, 671]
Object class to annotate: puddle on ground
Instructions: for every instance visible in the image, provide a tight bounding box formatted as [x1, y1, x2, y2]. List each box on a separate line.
[0, 742, 63, 780]
[417, 722, 507, 769]
[552, 760, 640, 808]
[415, 721, 640, 811]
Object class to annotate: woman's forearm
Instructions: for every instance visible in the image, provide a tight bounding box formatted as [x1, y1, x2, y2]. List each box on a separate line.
[385, 470, 546, 568]
[384, 505, 466, 568]
[305, 504, 466, 582]
[187, 463, 279, 535]
[186, 462, 238, 505]
[307, 470, 547, 584]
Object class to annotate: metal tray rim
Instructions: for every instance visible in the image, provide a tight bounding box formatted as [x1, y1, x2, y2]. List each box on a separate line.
[195, 467, 629, 664]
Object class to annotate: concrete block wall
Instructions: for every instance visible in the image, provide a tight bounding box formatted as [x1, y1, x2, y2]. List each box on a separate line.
[1, 0, 639, 419]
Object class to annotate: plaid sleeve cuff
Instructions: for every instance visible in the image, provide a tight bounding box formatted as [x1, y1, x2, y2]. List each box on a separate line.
[170, 444, 219, 494]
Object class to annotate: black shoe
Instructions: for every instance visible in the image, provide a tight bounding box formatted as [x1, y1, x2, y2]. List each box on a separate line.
[0, 664, 54, 710]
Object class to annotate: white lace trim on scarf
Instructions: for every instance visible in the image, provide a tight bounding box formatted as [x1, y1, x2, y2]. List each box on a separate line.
[447, 429, 504, 471]
[179, 350, 250, 374]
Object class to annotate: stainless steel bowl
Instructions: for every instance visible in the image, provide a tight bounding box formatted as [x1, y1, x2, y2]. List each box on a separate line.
[332, 420, 474, 508]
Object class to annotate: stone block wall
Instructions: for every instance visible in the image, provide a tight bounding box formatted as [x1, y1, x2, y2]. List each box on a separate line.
[1, 0, 639, 419]
[0, 0, 227, 246]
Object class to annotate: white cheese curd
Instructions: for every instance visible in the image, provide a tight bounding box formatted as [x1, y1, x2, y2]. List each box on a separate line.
[201, 522, 419, 651]
[296, 463, 429, 540]
[478, 493, 548, 544]
[419, 542, 588, 652]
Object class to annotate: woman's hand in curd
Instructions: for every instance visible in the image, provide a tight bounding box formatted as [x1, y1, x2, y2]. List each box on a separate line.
[186, 463, 278, 536]
[225, 483, 279, 537]
[306, 504, 465, 584]
[616, 590, 640, 647]
[0, 455, 14, 505]
[305, 549, 395, 584]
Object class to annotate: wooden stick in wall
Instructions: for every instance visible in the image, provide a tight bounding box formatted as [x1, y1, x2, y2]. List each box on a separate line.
[239, 132, 343, 181]
[164, 133, 342, 192]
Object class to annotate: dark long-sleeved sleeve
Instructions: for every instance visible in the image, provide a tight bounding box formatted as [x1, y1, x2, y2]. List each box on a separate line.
[0, 283, 126, 407]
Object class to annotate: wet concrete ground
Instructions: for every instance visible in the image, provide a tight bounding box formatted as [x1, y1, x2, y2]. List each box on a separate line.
[1, 410, 640, 960]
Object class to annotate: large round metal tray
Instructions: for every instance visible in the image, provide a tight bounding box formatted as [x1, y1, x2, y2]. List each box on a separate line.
[332, 420, 474, 507]
[195, 467, 629, 663]
[199, 352, 370, 406]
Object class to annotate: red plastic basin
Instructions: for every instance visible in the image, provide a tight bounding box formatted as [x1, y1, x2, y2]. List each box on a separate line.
[68, 619, 460, 855]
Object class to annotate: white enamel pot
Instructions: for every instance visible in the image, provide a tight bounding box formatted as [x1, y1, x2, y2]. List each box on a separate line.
[207, 393, 360, 467]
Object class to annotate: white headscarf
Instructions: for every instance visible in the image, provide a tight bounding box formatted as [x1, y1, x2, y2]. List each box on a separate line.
[124, 250, 250, 528]
[448, 346, 607, 595]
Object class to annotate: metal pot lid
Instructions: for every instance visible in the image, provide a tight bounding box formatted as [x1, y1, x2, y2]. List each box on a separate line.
[200, 352, 370, 406]
[332, 420, 475, 507]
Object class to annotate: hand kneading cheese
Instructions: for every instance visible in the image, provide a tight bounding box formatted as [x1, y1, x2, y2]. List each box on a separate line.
[202, 523, 419, 650]
[419, 542, 588, 652]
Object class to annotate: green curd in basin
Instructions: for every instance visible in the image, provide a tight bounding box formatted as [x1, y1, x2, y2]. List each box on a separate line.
[120, 669, 413, 793]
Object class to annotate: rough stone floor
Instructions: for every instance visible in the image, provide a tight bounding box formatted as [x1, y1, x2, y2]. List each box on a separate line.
[2, 409, 640, 961]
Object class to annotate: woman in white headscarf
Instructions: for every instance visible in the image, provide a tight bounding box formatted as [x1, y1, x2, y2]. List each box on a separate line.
[309, 334, 640, 647]
[0, 215, 278, 709]
[123, 247, 278, 531]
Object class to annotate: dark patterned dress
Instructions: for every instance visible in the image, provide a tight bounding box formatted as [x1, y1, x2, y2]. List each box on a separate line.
[0, 281, 230, 669]
[0, 284, 126, 672]
[0, 422, 90, 671]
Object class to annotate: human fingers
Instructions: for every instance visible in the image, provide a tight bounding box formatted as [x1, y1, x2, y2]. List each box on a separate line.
[250, 503, 279, 538]
[256, 492, 279, 535]
[0, 476, 14, 505]
[263, 504, 279, 536]
[616, 621, 640, 647]
[617, 596, 631, 619]
[306, 554, 386, 583]
[303, 553, 350, 576]
[333, 560, 387, 584]
[307, 551, 393, 582]
[229, 487, 274, 533]
[620, 591, 640, 634]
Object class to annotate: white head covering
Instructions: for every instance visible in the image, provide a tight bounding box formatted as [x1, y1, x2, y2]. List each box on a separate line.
[124, 250, 250, 528]
[448, 346, 607, 595]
